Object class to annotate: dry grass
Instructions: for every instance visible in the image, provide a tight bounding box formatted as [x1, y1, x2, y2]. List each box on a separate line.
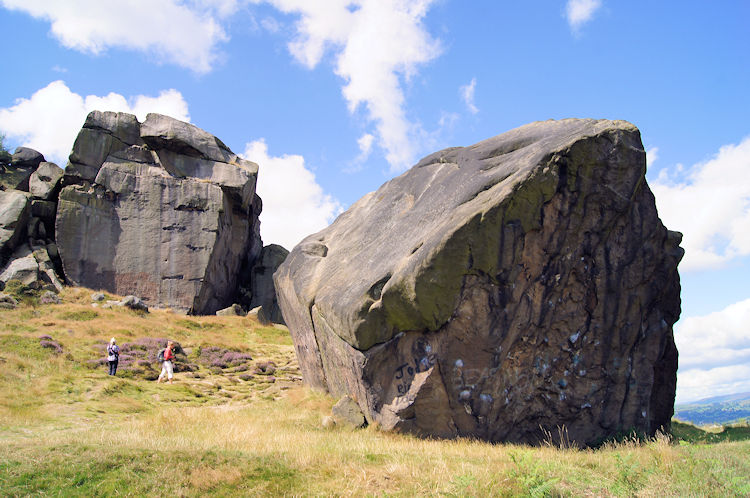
[1, 285, 749, 496]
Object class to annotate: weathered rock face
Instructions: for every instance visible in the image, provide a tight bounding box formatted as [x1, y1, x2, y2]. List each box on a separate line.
[56, 111, 262, 313]
[274, 119, 683, 446]
[1, 148, 65, 290]
[0, 189, 30, 265]
[29, 161, 64, 200]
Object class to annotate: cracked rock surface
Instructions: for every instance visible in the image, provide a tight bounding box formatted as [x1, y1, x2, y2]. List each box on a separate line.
[56, 111, 262, 314]
[274, 118, 683, 446]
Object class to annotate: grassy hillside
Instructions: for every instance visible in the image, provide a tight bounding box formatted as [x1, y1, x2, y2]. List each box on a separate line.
[1, 286, 749, 496]
[675, 393, 750, 426]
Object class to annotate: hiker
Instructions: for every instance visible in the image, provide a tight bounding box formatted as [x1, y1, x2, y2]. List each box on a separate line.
[107, 337, 120, 376]
[157, 340, 175, 384]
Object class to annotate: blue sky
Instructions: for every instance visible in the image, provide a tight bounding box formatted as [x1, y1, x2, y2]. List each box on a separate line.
[1, 0, 748, 403]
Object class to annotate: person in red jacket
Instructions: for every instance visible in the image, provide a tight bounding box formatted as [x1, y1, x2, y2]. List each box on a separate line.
[157, 340, 175, 384]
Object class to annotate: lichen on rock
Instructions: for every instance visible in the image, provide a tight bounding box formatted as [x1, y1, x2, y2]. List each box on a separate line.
[274, 118, 683, 446]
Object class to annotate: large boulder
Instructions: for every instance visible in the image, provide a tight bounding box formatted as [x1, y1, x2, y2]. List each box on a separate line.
[66, 111, 141, 183]
[56, 111, 262, 314]
[274, 119, 683, 446]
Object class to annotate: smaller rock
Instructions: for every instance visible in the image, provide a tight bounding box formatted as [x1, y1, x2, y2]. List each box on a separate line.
[31, 199, 57, 221]
[91, 292, 106, 302]
[253, 360, 276, 376]
[28, 162, 63, 200]
[321, 416, 336, 429]
[40, 290, 62, 305]
[46, 243, 59, 259]
[11, 147, 45, 168]
[27, 217, 44, 241]
[216, 303, 244, 316]
[3, 148, 44, 191]
[247, 305, 271, 325]
[0, 189, 31, 261]
[0, 247, 39, 286]
[332, 396, 366, 428]
[120, 295, 149, 312]
[0, 292, 18, 309]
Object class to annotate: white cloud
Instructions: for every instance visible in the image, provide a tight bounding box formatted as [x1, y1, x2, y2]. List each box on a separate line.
[0, 0, 230, 73]
[677, 364, 750, 404]
[565, 0, 602, 32]
[356, 133, 375, 161]
[261, 0, 441, 172]
[675, 299, 750, 402]
[645, 146, 658, 169]
[651, 136, 750, 271]
[243, 139, 343, 250]
[676, 298, 750, 370]
[460, 78, 478, 115]
[260, 16, 282, 33]
[0, 80, 190, 164]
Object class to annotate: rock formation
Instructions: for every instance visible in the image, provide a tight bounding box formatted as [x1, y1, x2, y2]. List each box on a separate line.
[55, 111, 263, 314]
[240, 243, 289, 324]
[1, 146, 65, 292]
[274, 119, 683, 446]
[0, 189, 31, 265]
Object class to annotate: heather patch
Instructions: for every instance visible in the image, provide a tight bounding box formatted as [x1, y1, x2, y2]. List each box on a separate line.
[196, 346, 253, 370]
[39, 337, 63, 354]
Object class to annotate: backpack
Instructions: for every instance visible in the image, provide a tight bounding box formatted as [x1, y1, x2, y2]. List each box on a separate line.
[107, 344, 119, 361]
[157, 348, 165, 362]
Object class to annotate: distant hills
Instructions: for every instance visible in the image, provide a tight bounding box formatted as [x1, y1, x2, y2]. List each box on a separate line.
[675, 392, 750, 426]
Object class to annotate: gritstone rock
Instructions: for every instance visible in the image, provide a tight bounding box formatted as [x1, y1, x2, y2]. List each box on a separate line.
[40, 290, 62, 304]
[120, 295, 149, 312]
[0, 189, 30, 265]
[242, 243, 289, 324]
[2, 147, 45, 190]
[56, 111, 263, 314]
[332, 396, 366, 428]
[216, 303, 245, 316]
[29, 161, 64, 200]
[0, 293, 18, 309]
[274, 118, 683, 447]
[0, 244, 64, 293]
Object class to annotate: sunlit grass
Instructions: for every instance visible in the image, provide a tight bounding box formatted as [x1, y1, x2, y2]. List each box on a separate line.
[1, 285, 749, 496]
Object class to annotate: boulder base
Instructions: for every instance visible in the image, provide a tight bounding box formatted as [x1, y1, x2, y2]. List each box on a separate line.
[274, 119, 683, 446]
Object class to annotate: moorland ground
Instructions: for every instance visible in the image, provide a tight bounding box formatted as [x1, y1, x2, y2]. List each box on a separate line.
[1, 286, 749, 496]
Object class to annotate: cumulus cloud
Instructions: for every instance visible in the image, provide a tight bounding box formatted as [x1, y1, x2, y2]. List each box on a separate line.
[243, 139, 343, 250]
[651, 136, 750, 271]
[675, 297, 750, 402]
[460, 78, 478, 115]
[645, 146, 659, 169]
[565, 0, 602, 32]
[261, 0, 441, 172]
[356, 133, 375, 161]
[0, 0, 230, 73]
[0, 80, 189, 164]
